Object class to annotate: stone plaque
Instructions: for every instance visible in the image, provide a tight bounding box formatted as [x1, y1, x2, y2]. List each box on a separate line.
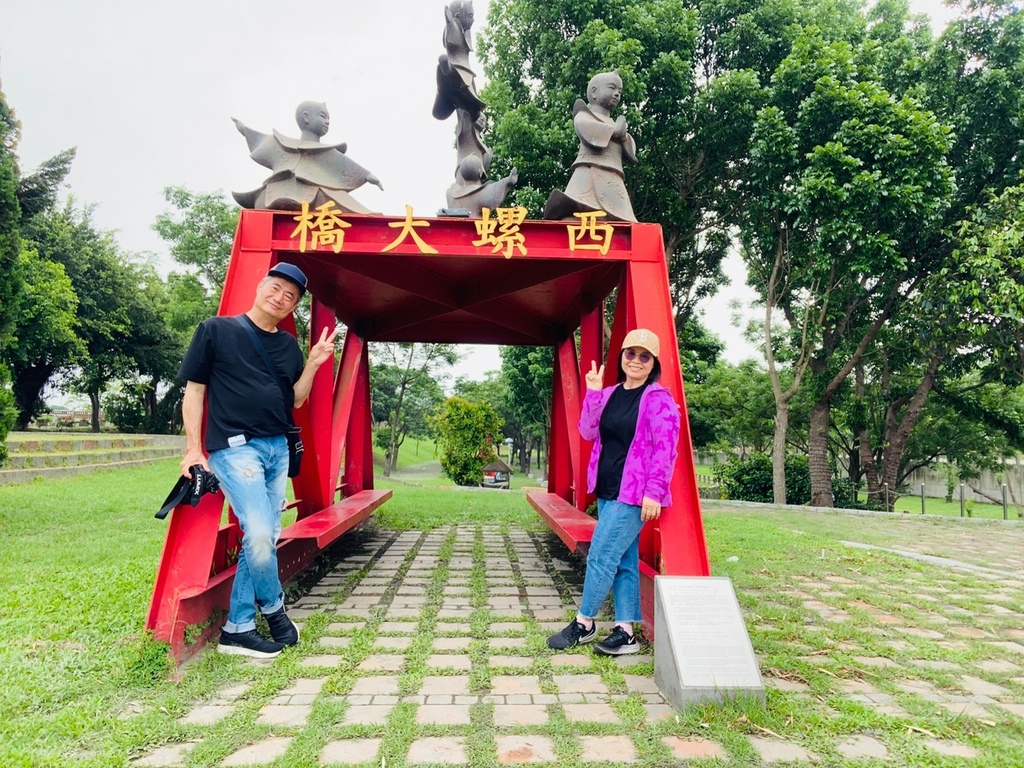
[654, 576, 765, 710]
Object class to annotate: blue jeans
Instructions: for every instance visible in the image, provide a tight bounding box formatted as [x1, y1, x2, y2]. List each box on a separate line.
[579, 499, 645, 623]
[208, 436, 288, 633]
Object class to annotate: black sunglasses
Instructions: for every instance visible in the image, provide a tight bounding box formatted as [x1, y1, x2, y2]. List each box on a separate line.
[622, 348, 652, 364]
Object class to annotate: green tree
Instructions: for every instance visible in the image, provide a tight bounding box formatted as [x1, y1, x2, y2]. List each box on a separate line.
[480, 0, 736, 329]
[499, 345, 552, 473]
[0, 76, 21, 457]
[686, 360, 777, 455]
[370, 343, 459, 476]
[4, 245, 82, 428]
[431, 396, 504, 486]
[153, 186, 239, 296]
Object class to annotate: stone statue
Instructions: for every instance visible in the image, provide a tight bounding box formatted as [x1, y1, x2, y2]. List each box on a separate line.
[446, 155, 519, 217]
[432, 1, 516, 215]
[543, 71, 638, 222]
[232, 101, 384, 213]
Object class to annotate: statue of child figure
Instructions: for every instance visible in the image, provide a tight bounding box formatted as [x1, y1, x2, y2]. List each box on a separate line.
[543, 71, 638, 222]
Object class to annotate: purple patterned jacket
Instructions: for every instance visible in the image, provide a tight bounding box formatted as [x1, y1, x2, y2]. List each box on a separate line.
[579, 383, 681, 507]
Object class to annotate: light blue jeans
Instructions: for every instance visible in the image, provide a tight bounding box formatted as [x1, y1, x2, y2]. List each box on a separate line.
[209, 436, 288, 633]
[579, 498, 645, 623]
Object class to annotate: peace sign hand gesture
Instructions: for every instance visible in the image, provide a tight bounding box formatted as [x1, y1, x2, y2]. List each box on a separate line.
[585, 360, 605, 391]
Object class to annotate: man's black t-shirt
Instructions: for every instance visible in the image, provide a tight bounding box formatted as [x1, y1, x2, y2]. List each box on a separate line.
[595, 381, 649, 501]
[178, 315, 304, 452]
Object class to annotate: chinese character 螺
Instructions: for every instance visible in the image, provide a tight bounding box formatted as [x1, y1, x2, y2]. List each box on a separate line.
[473, 206, 528, 258]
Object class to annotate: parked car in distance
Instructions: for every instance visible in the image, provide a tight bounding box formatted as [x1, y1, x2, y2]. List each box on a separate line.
[481, 459, 513, 489]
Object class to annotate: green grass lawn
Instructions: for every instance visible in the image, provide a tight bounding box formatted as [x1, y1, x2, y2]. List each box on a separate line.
[2, 459, 1023, 766]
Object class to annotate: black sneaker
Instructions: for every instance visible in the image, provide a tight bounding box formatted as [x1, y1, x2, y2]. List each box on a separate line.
[264, 608, 300, 646]
[547, 619, 597, 650]
[594, 626, 640, 656]
[217, 629, 285, 659]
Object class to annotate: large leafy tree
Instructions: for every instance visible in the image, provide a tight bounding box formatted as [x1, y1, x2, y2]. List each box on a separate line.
[153, 186, 239, 300]
[499, 345, 552, 473]
[479, 0, 739, 328]
[4, 246, 82, 428]
[370, 343, 459, 476]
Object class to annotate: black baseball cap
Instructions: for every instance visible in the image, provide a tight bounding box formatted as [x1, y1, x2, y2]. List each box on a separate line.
[267, 262, 308, 295]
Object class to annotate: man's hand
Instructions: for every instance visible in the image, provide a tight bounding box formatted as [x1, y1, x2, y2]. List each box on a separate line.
[308, 326, 339, 368]
[640, 496, 661, 522]
[584, 360, 605, 391]
[180, 449, 209, 478]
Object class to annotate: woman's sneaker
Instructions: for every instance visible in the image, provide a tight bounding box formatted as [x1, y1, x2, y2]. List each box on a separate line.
[594, 626, 640, 655]
[264, 608, 300, 646]
[217, 629, 285, 658]
[547, 619, 597, 650]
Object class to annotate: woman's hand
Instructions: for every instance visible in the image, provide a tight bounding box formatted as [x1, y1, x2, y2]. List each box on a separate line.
[640, 496, 661, 522]
[584, 360, 605, 391]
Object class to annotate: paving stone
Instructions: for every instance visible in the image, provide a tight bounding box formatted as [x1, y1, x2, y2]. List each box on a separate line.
[491, 655, 533, 668]
[898, 627, 945, 639]
[767, 677, 810, 692]
[493, 704, 549, 726]
[130, 742, 197, 767]
[496, 735, 556, 763]
[491, 676, 543, 695]
[623, 674, 660, 694]
[358, 654, 405, 672]
[341, 704, 393, 725]
[562, 703, 620, 723]
[178, 704, 233, 725]
[960, 675, 1010, 697]
[924, 739, 979, 758]
[320, 738, 381, 764]
[426, 654, 473, 670]
[852, 655, 899, 668]
[838, 679, 879, 695]
[490, 637, 527, 649]
[222, 737, 292, 766]
[434, 637, 472, 651]
[554, 674, 608, 695]
[420, 675, 471, 696]
[319, 636, 352, 648]
[661, 736, 726, 760]
[747, 736, 815, 762]
[579, 735, 637, 763]
[350, 675, 400, 695]
[281, 678, 326, 696]
[417, 704, 472, 725]
[948, 626, 990, 639]
[996, 702, 1024, 718]
[212, 683, 250, 702]
[836, 734, 889, 760]
[374, 635, 413, 650]
[979, 659, 1020, 674]
[912, 659, 960, 671]
[938, 700, 994, 719]
[327, 622, 365, 632]
[550, 654, 591, 668]
[378, 621, 416, 633]
[257, 704, 311, 727]
[643, 704, 676, 721]
[300, 654, 345, 668]
[407, 736, 468, 764]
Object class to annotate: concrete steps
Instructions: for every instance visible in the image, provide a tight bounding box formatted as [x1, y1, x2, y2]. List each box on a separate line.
[1, 432, 184, 484]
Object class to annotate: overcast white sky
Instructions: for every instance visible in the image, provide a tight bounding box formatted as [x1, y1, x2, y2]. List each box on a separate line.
[2, 0, 956, 380]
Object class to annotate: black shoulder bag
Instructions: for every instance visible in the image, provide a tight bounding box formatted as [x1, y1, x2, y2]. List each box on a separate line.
[234, 315, 304, 477]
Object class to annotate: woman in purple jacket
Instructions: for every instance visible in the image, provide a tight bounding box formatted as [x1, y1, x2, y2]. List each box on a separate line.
[547, 328, 680, 655]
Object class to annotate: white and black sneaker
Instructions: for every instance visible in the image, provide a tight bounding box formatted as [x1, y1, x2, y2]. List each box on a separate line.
[217, 629, 285, 659]
[264, 608, 300, 647]
[547, 619, 597, 650]
[594, 626, 640, 656]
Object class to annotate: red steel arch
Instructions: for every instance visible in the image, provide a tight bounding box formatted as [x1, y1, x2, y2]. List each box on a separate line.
[147, 207, 710, 660]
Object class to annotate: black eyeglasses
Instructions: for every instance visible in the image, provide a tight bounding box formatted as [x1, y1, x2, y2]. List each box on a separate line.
[623, 349, 652, 364]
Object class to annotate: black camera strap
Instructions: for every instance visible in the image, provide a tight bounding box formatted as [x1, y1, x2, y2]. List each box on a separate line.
[234, 315, 296, 424]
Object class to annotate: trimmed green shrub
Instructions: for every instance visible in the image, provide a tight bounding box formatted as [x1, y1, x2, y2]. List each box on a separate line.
[712, 452, 811, 505]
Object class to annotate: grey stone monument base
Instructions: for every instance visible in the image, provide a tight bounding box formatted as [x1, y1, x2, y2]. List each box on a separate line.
[654, 576, 766, 710]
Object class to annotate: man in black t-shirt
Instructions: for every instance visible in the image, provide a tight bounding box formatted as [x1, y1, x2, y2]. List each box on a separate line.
[178, 262, 337, 659]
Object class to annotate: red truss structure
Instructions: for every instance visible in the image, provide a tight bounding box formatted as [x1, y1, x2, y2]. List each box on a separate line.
[147, 207, 710, 661]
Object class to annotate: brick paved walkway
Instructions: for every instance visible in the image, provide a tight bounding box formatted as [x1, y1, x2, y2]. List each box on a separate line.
[130, 516, 1024, 767]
